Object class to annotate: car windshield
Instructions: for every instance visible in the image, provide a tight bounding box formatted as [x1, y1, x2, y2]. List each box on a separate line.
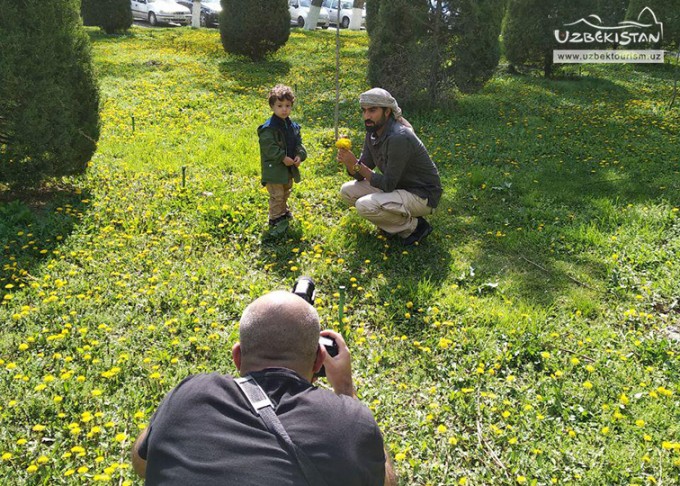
[342, 1, 352, 8]
[298, 0, 311, 6]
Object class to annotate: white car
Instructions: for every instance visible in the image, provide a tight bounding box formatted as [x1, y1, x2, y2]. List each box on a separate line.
[131, 0, 191, 26]
[289, 0, 330, 29]
[323, 0, 365, 29]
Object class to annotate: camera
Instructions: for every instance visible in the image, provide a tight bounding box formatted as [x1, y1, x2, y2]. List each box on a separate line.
[292, 277, 338, 377]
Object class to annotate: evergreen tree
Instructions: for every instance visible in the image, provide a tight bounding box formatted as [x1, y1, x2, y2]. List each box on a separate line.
[365, 0, 380, 34]
[220, 0, 290, 60]
[368, 0, 504, 104]
[367, 0, 431, 105]
[84, 0, 132, 35]
[626, 0, 680, 50]
[0, 0, 100, 188]
[451, 0, 505, 93]
[595, 0, 628, 25]
[503, 0, 591, 77]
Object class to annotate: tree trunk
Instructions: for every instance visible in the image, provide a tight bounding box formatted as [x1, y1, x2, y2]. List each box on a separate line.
[349, 0, 364, 30]
[305, 5, 322, 30]
[192, 0, 201, 28]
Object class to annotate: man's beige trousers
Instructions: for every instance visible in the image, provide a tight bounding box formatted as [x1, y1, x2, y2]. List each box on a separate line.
[340, 180, 432, 237]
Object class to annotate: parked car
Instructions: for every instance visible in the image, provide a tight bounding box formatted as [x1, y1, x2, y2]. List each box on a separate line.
[176, 0, 221, 27]
[288, 0, 330, 29]
[130, 0, 191, 26]
[323, 0, 365, 29]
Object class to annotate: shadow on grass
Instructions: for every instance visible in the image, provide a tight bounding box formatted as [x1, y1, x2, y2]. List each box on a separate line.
[259, 210, 453, 336]
[0, 184, 89, 300]
[218, 58, 291, 92]
[402, 70, 678, 309]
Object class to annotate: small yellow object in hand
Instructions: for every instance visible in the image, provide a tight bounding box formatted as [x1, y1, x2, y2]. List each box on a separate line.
[335, 137, 352, 150]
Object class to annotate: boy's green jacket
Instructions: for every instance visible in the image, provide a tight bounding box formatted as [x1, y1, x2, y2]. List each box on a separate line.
[257, 117, 307, 185]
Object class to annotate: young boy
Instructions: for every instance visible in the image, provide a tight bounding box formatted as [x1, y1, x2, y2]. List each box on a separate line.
[257, 84, 307, 234]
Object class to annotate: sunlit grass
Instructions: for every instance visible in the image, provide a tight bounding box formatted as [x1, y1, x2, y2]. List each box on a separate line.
[0, 26, 679, 484]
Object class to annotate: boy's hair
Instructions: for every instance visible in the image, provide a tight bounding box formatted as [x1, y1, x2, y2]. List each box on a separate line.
[268, 84, 295, 107]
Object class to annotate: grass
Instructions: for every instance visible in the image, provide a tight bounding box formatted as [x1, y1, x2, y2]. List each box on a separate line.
[1, 26, 679, 485]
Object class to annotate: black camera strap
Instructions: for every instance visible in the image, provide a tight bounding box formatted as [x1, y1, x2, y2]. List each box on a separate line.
[235, 375, 329, 486]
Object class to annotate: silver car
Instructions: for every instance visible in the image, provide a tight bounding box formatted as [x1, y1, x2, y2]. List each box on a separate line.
[131, 0, 192, 26]
[323, 0, 365, 29]
[289, 0, 330, 29]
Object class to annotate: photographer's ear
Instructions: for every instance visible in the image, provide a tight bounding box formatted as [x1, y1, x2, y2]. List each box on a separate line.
[232, 342, 242, 372]
[312, 344, 325, 375]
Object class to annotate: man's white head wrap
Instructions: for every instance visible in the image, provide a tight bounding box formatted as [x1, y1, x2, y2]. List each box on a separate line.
[360, 88, 402, 118]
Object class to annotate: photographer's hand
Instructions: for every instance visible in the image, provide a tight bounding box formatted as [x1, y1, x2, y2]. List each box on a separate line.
[320, 330, 355, 398]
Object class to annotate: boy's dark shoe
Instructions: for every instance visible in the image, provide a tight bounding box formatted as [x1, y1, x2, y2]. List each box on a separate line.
[402, 217, 432, 246]
[269, 214, 288, 227]
[268, 218, 289, 236]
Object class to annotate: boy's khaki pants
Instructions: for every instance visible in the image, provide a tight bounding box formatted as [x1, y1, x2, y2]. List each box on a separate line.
[266, 181, 293, 221]
[340, 180, 432, 237]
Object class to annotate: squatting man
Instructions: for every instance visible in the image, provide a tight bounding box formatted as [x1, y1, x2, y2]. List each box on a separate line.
[131, 290, 397, 485]
[337, 88, 443, 246]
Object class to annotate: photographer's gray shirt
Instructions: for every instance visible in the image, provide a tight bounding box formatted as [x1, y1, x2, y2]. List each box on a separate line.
[139, 368, 385, 486]
[358, 117, 443, 208]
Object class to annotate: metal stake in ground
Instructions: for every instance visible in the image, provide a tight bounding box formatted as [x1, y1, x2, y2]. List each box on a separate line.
[338, 285, 346, 324]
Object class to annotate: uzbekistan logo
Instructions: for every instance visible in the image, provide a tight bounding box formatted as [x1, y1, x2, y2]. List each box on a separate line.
[555, 6, 663, 46]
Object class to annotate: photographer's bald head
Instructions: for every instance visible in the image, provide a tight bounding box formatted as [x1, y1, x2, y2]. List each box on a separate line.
[232, 291, 325, 380]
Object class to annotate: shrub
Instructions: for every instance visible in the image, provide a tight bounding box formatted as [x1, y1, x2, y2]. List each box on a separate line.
[220, 0, 290, 60]
[503, 0, 591, 77]
[367, 0, 431, 105]
[626, 0, 680, 50]
[81, 0, 133, 34]
[365, 0, 379, 34]
[0, 0, 100, 188]
[368, 0, 503, 104]
[450, 0, 505, 94]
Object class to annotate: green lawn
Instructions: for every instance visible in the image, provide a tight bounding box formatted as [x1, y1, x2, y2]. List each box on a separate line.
[1, 27, 679, 485]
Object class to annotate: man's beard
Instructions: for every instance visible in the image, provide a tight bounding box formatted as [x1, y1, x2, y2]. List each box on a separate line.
[365, 116, 387, 133]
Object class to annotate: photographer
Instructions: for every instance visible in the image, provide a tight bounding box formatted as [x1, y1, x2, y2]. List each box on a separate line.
[131, 290, 396, 485]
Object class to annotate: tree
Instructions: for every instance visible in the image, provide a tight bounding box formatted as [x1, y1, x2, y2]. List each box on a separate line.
[349, 0, 365, 31]
[367, 0, 433, 105]
[81, 0, 133, 34]
[368, 0, 504, 105]
[503, 0, 591, 77]
[220, 0, 290, 60]
[626, 0, 680, 50]
[305, 0, 324, 31]
[0, 0, 100, 188]
[451, 0, 505, 93]
[365, 0, 379, 34]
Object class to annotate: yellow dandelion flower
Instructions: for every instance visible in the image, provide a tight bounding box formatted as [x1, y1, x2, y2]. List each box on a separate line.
[335, 138, 352, 150]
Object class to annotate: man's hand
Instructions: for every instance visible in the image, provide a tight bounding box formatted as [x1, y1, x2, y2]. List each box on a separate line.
[336, 149, 358, 173]
[293, 156, 301, 168]
[319, 330, 354, 397]
[283, 156, 296, 167]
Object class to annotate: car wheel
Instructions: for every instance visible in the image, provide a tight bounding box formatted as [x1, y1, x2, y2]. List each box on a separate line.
[200, 12, 207, 27]
[297, 16, 305, 28]
[149, 12, 157, 26]
[341, 16, 349, 28]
